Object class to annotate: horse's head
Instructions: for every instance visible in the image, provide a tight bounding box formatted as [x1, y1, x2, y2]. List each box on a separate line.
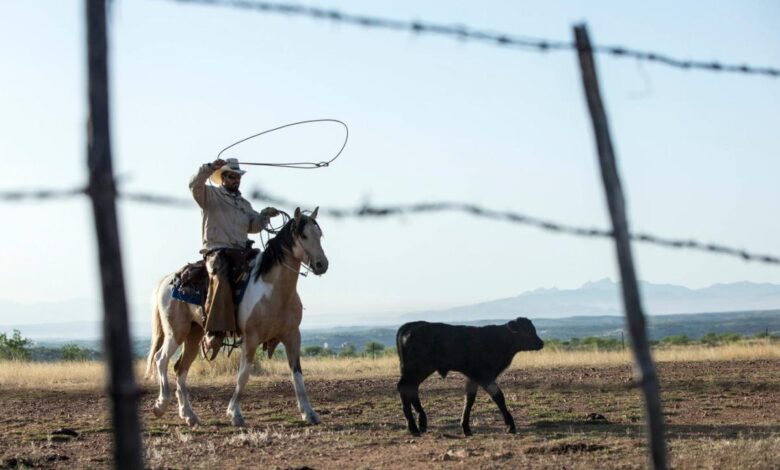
[290, 206, 329, 275]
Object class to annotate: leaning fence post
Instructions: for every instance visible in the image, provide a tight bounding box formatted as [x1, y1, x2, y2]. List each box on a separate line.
[574, 24, 668, 469]
[86, 0, 144, 468]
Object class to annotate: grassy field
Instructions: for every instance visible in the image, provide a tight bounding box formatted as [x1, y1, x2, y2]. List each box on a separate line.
[2, 341, 778, 388]
[1, 343, 779, 468]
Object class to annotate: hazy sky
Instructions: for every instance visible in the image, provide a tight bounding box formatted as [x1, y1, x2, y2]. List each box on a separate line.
[1, 0, 779, 327]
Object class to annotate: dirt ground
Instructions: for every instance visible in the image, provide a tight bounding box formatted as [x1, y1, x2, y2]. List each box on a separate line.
[1, 359, 779, 469]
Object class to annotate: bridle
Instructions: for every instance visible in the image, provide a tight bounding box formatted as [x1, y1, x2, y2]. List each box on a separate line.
[260, 211, 315, 277]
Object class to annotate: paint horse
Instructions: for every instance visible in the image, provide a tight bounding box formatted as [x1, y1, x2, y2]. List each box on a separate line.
[146, 207, 328, 426]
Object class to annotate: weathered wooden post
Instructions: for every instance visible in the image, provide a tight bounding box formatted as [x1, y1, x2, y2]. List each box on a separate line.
[86, 0, 144, 467]
[574, 24, 668, 469]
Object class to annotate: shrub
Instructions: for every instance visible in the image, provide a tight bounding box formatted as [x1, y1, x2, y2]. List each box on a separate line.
[302, 345, 325, 357]
[364, 341, 385, 359]
[0, 330, 32, 360]
[661, 334, 691, 346]
[60, 343, 90, 361]
[753, 330, 779, 340]
[700, 332, 743, 345]
[338, 343, 357, 357]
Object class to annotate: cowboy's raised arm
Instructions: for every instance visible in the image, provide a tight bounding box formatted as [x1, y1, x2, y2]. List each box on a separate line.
[249, 206, 280, 233]
[189, 159, 224, 208]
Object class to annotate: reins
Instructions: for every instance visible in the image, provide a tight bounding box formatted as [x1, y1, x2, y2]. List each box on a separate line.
[260, 210, 314, 277]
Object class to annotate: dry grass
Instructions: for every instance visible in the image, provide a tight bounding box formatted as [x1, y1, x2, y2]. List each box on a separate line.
[1, 342, 778, 390]
[671, 436, 780, 470]
[0, 360, 105, 389]
[2, 357, 778, 469]
[518, 341, 780, 369]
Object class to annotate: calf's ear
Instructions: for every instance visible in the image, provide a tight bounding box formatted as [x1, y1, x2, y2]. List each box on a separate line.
[507, 320, 520, 333]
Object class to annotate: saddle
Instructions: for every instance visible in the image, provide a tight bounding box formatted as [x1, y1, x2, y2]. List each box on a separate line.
[171, 247, 260, 308]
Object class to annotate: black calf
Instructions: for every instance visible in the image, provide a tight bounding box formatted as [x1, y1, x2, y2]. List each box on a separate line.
[396, 317, 544, 436]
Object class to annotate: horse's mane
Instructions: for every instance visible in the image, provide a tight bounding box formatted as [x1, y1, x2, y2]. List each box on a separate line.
[255, 215, 320, 280]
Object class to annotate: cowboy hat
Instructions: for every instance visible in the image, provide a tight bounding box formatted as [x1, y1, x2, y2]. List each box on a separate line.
[210, 158, 247, 185]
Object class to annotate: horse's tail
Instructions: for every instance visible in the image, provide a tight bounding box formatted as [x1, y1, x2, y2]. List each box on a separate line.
[145, 279, 165, 380]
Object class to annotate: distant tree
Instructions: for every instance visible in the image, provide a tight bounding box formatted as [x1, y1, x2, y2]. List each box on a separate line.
[302, 345, 325, 357]
[60, 343, 90, 361]
[754, 330, 778, 340]
[699, 332, 720, 346]
[339, 343, 357, 357]
[700, 332, 742, 345]
[661, 335, 691, 346]
[717, 333, 743, 343]
[321, 343, 336, 357]
[0, 330, 33, 360]
[364, 341, 385, 359]
[581, 336, 621, 350]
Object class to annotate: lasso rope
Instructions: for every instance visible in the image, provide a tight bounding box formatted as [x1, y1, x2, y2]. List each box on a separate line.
[217, 118, 349, 169]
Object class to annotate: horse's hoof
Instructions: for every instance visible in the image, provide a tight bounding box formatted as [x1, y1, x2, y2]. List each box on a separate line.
[462, 428, 473, 437]
[302, 411, 321, 425]
[184, 414, 199, 427]
[507, 426, 517, 434]
[152, 402, 167, 418]
[230, 414, 246, 427]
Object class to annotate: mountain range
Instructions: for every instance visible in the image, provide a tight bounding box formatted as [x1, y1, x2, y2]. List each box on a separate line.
[392, 279, 780, 324]
[2, 279, 780, 340]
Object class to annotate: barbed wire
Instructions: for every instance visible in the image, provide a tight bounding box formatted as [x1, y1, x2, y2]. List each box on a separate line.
[0, 187, 87, 201]
[167, 0, 780, 78]
[2, 185, 778, 265]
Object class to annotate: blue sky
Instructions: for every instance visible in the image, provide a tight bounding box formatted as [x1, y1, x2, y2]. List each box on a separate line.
[1, 0, 779, 326]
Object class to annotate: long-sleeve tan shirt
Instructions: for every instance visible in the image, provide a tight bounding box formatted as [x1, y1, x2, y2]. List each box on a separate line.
[189, 163, 272, 252]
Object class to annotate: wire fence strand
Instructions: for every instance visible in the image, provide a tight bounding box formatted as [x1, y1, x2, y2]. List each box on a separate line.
[3, 185, 778, 265]
[167, 0, 780, 78]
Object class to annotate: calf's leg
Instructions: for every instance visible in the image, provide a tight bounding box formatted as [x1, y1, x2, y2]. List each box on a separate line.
[460, 379, 478, 436]
[411, 390, 427, 433]
[397, 378, 421, 436]
[482, 381, 516, 433]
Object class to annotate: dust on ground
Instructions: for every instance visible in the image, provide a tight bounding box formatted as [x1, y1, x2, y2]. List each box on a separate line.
[1, 360, 779, 469]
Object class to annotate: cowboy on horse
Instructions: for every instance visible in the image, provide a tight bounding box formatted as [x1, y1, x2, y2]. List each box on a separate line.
[189, 157, 280, 359]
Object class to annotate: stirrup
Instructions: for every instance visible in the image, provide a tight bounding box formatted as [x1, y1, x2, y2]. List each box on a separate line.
[200, 333, 223, 361]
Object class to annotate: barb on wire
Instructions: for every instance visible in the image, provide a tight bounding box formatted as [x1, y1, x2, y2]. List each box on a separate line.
[0, 187, 87, 202]
[2, 185, 779, 266]
[122, 192, 192, 207]
[167, 0, 780, 78]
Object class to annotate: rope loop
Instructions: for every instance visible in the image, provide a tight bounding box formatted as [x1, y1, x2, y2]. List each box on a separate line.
[217, 119, 348, 170]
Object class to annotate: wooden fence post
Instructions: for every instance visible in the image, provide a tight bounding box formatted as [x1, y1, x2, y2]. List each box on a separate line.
[86, 0, 144, 468]
[574, 24, 668, 469]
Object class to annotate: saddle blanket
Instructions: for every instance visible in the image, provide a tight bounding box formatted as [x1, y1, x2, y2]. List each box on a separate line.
[171, 265, 253, 307]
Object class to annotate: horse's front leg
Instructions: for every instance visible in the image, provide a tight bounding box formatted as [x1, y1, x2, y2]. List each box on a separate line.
[283, 329, 320, 425]
[174, 328, 203, 426]
[226, 338, 259, 427]
[153, 336, 179, 417]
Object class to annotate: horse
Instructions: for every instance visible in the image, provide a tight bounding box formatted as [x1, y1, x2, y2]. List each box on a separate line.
[145, 207, 328, 427]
